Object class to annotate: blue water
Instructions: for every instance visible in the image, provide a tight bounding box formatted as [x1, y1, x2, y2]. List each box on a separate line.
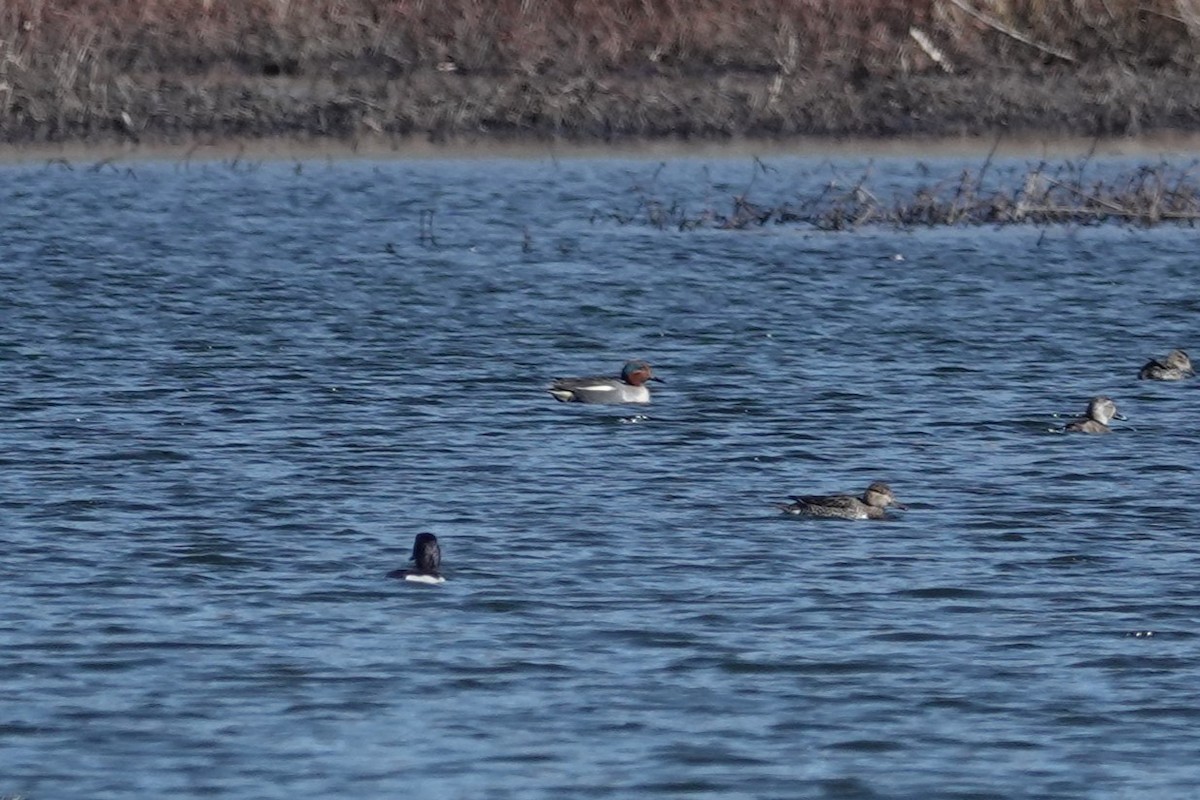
[1, 152, 1198, 799]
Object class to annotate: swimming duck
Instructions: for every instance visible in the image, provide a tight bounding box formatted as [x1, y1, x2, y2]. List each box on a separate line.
[1138, 349, 1194, 380]
[777, 481, 905, 520]
[1063, 396, 1125, 434]
[547, 359, 663, 404]
[388, 532, 445, 584]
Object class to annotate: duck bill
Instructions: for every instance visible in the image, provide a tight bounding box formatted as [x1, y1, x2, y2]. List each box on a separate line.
[1112, 413, 1128, 421]
[892, 501, 908, 510]
[649, 376, 665, 383]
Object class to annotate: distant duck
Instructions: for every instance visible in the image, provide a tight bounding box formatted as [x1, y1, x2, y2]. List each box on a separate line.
[777, 481, 906, 520]
[1063, 396, 1125, 434]
[388, 532, 445, 584]
[1138, 349, 1194, 380]
[547, 359, 663, 404]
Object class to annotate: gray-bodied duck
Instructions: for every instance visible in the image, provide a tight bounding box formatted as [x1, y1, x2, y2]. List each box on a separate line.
[1138, 349, 1194, 380]
[778, 481, 906, 520]
[548, 359, 663, 404]
[1063, 396, 1125, 434]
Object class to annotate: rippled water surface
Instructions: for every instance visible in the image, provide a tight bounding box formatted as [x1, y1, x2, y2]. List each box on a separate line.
[2, 152, 1199, 799]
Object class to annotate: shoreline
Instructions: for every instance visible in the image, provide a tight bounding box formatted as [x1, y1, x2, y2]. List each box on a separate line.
[7, 130, 1200, 165]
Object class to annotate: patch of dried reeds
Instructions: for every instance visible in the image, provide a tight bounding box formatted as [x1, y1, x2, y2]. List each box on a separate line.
[601, 157, 1200, 230]
[5, 1, 1200, 84]
[5, 1, 1200, 144]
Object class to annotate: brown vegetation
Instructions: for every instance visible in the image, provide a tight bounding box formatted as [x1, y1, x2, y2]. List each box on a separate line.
[601, 157, 1200, 229]
[4, 0, 1200, 145]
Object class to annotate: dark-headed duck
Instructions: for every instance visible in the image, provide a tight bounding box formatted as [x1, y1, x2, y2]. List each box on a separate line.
[388, 532, 445, 584]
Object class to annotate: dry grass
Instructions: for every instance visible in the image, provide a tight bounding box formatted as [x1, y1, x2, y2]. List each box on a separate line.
[3, 1, 1200, 144]
[3, 0, 1199, 85]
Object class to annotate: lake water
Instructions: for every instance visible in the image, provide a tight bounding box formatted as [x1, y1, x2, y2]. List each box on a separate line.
[1, 150, 1198, 799]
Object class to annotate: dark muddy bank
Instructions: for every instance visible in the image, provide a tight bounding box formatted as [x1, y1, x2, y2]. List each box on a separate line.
[9, 68, 1200, 149]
